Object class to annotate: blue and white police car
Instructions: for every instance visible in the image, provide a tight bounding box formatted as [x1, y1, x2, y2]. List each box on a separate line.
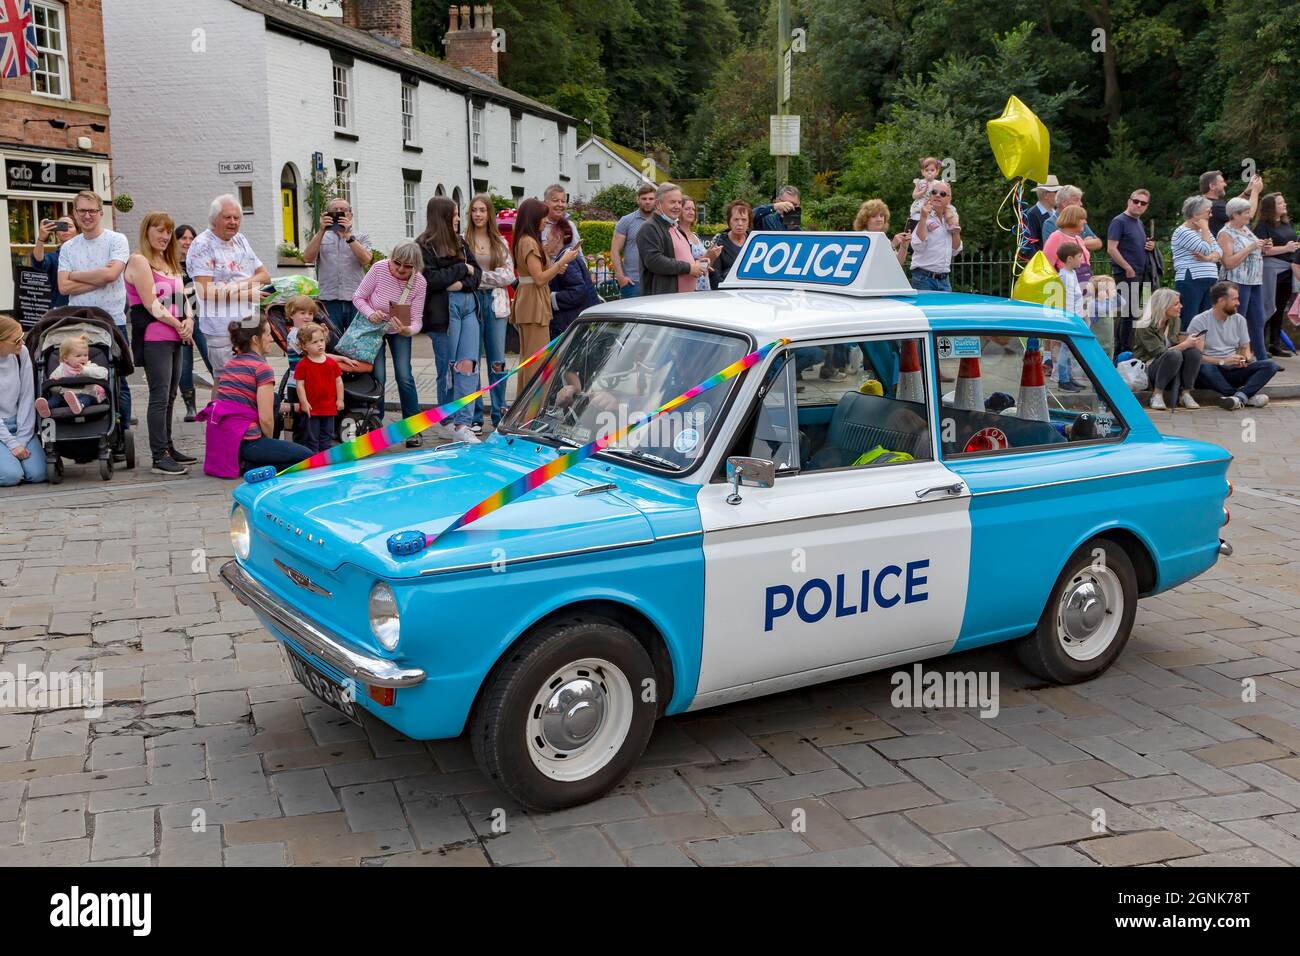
[222, 231, 1233, 810]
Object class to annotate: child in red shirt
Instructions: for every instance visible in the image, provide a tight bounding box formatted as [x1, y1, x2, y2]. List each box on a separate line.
[293, 324, 343, 453]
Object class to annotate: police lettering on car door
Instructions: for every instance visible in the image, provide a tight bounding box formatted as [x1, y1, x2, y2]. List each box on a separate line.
[764, 559, 931, 632]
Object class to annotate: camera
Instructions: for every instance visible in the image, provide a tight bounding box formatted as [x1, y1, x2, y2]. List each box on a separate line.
[781, 206, 803, 230]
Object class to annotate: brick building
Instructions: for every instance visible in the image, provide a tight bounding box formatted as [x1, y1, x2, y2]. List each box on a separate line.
[1, 0, 114, 316]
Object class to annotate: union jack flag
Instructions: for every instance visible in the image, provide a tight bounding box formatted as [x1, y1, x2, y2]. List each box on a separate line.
[0, 0, 38, 80]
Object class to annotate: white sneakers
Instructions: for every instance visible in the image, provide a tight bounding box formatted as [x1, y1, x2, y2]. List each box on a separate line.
[451, 425, 481, 444]
[1247, 393, 1269, 408]
[1149, 393, 1167, 411]
[1179, 393, 1200, 409]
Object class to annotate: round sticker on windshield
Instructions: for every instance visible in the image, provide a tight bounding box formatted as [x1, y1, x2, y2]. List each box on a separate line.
[691, 403, 712, 427]
[674, 428, 701, 455]
[964, 426, 1009, 453]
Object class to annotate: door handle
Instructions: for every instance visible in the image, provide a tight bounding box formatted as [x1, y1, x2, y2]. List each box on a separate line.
[916, 481, 965, 499]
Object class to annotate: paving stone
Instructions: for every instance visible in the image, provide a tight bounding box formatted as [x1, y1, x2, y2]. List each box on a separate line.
[1225, 762, 1300, 807]
[1096, 775, 1207, 805]
[821, 743, 908, 787]
[1023, 845, 1099, 867]
[853, 813, 956, 866]
[543, 828, 625, 867]
[1177, 792, 1296, 822]
[1146, 750, 1252, 796]
[1079, 831, 1203, 867]
[905, 799, 1024, 834]
[700, 785, 780, 833]
[754, 732, 839, 774]
[1138, 802, 1251, 853]
[771, 845, 898, 866]
[746, 768, 859, 804]
[24, 793, 88, 843]
[825, 782, 941, 819]
[340, 782, 407, 833]
[988, 813, 1099, 850]
[936, 828, 1031, 866]
[271, 769, 340, 816]
[159, 825, 223, 866]
[91, 809, 156, 861]
[684, 829, 812, 865]
[601, 813, 731, 850]
[531, 795, 647, 830]
[27, 767, 149, 798]
[624, 843, 697, 867]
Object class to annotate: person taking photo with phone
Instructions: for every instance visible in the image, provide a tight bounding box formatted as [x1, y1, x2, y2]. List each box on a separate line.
[302, 198, 372, 332]
[33, 215, 76, 310]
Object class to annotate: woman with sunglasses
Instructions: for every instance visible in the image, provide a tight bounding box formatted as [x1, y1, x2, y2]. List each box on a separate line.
[32, 216, 76, 310]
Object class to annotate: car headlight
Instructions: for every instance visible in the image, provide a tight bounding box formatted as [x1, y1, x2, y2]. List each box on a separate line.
[369, 582, 400, 651]
[230, 507, 251, 561]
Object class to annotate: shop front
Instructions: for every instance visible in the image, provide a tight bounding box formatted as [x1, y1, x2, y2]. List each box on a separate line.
[2, 147, 112, 323]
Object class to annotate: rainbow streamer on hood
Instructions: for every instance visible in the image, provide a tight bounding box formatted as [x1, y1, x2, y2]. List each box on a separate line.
[422, 338, 788, 546]
[276, 336, 560, 475]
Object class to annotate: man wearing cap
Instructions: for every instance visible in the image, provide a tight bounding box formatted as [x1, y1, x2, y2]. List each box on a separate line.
[1024, 176, 1060, 251]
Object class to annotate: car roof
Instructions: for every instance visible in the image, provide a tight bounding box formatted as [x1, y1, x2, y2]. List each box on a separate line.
[582, 289, 1092, 342]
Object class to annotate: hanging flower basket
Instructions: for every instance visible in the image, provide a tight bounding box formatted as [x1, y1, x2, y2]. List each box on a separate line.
[113, 193, 134, 213]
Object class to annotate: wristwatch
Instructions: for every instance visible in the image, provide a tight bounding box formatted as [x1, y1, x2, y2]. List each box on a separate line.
[345, 236, 356, 244]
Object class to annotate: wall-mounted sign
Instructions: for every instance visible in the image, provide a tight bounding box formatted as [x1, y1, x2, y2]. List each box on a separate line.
[769, 115, 801, 157]
[5, 159, 95, 194]
[218, 161, 254, 175]
[15, 266, 54, 328]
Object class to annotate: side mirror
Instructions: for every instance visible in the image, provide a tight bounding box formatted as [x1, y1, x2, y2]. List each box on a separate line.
[726, 456, 776, 505]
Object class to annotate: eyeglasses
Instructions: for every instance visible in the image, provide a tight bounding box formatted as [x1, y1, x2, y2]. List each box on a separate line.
[1129, 198, 1149, 206]
[74, 207, 102, 216]
[930, 192, 950, 198]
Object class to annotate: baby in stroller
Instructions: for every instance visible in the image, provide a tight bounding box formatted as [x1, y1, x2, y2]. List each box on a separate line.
[35, 335, 108, 417]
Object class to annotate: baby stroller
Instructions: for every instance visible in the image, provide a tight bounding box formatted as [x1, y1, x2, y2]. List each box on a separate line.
[23, 306, 136, 482]
[263, 301, 384, 443]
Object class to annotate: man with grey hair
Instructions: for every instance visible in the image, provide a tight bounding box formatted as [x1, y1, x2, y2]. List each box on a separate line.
[302, 197, 372, 331]
[186, 195, 270, 383]
[751, 185, 802, 231]
[1041, 185, 1102, 252]
[636, 182, 708, 296]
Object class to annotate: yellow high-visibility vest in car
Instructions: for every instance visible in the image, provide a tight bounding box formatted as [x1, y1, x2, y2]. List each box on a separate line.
[851, 445, 914, 467]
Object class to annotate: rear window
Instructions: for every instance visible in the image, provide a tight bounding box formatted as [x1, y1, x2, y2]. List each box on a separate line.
[934, 333, 1125, 458]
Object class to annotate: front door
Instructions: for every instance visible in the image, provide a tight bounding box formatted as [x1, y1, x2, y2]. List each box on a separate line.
[693, 336, 972, 706]
[281, 188, 297, 246]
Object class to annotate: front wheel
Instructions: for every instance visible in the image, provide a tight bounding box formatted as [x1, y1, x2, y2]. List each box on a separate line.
[470, 617, 658, 812]
[1016, 539, 1137, 684]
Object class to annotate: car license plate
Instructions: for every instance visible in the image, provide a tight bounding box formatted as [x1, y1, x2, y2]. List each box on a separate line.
[286, 645, 362, 725]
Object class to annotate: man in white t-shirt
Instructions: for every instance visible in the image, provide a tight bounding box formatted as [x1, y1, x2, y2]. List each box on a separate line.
[186, 195, 270, 383]
[1185, 281, 1278, 409]
[58, 190, 132, 422]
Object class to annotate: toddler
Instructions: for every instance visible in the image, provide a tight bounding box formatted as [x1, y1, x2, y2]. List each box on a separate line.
[35, 335, 107, 417]
[1088, 275, 1119, 360]
[293, 323, 342, 453]
[283, 294, 317, 369]
[908, 157, 958, 230]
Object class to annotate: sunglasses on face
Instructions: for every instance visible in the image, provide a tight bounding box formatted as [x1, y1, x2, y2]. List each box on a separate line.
[1129, 198, 1149, 206]
[930, 191, 949, 198]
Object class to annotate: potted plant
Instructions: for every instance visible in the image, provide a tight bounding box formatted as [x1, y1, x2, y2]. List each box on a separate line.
[278, 242, 305, 267]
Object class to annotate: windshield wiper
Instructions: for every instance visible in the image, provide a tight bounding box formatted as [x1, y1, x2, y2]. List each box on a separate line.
[603, 447, 679, 470]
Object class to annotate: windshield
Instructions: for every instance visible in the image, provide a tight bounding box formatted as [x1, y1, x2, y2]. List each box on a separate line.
[500, 320, 752, 471]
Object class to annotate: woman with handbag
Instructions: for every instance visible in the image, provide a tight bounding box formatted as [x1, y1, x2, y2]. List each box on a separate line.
[511, 198, 581, 363]
[418, 197, 482, 444]
[465, 194, 515, 434]
[1132, 287, 1203, 411]
[351, 241, 427, 445]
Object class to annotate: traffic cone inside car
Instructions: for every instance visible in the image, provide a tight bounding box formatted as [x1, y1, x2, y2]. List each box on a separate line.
[897, 340, 924, 403]
[1016, 341, 1049, 422]
[955, 358, 983, 411]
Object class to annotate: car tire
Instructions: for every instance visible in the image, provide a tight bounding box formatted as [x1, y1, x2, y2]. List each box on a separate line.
[1016, 539, 1137, 684]
[470, 617, 658, 812]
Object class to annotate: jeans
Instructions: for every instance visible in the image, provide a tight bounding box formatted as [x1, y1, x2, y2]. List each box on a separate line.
[1147, 346, 1202, 402]
[910, 269, 951, 292]
[320, 299, 354, 334]
[427, 330, 453, 407]
[372, 332, 420, 421]
[445, 292, 481, 427]
[619, 281, 640, 298]
[1195, 359, 1279, 399]
[142, 340, 181, 460]
[472, 289, 508, 425]
[178, 323, 211, 393]
[116, 322, 132, 424]
[303, 415, 335, 453]
[1176, 272, 1217, 330]
[239, 435, 313, 471]
[0, 416, 46, 485]
[1236, 283, 1267, 362]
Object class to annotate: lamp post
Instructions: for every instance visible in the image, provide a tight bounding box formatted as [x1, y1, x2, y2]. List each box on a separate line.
[774, 0, 790, 184]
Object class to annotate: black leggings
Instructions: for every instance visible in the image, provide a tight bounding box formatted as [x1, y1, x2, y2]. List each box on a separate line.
[142, 340, 180, 459]
[1266, 269, 1294, 348]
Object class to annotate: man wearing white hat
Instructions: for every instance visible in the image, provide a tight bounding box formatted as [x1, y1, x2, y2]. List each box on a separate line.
[1024, 176, 1061, 252]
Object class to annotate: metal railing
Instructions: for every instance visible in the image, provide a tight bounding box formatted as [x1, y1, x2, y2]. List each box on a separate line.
[950, 251, 1115, 298]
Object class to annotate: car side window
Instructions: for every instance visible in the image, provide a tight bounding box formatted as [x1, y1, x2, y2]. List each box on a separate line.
[789, 337, 933, 473]
[934, 332, 1125, 458]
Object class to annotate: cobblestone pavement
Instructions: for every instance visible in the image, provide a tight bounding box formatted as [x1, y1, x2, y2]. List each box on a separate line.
[2, 397, 1299, 867]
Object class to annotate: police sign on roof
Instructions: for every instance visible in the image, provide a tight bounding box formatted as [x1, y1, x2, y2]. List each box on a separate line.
[720, 231, 915, 297]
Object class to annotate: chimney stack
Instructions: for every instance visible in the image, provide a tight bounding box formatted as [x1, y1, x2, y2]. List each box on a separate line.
[341, 0, 413, 48]
[444, 5, 498, 81]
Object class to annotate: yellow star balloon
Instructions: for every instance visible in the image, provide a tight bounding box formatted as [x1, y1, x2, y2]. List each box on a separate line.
[987, 96, 1050, 183]
[1011, 252, 1065, 308]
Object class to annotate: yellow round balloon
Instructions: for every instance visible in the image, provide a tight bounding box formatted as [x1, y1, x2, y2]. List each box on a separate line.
[987, 96, 1050, 183]
[1011, 252, 1065, 308]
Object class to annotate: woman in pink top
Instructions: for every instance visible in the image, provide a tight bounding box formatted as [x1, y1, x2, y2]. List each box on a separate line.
[352, 240, 428, 441]
[125, 211, 195, 475]
[1041, 205, 1094, 282]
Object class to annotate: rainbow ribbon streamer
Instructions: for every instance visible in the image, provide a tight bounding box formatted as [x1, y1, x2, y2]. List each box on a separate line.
[275, 335, 561, 475]
[414, 338, 788, 549]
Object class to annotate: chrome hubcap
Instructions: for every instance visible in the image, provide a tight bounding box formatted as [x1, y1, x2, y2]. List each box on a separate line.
[1055, 564, 1123, 662]
[540, 677, 606, 751]
[1062, 581, 1106, 640]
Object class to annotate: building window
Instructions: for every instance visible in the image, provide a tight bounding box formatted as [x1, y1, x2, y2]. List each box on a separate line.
[333, 63, 353, 131]
[237, 183, 254, 215]
[30, 1, 69, 100]
[558, 129, 568, 176]
[403, 180, 418, 239]
[401, 83, 417, 145]
[334, 159, 356, 208]
[471, 105, 484, 160]
[510, 116, 520, 166]
[586, 163, 600, 182]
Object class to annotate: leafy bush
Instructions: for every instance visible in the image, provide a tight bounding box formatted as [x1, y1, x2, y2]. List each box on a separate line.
[591, 184, 641, 219]
[576, 221, 615, 255]
[488, 193, 515, 211]
[805, 195, 863, 231]
[570, 199, 617, 222]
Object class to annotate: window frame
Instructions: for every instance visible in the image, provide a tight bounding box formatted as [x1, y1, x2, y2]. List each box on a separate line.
[402, 179, 418, 239]
[236, 182, 254, 215]
[715, 334, 939, 483]
[510, 116, 520, 166]
[29, 0, 69, 101]
[586, 163, 601, 182]
[332, 63, 353, 132]
[400, 82, 418, 145]
[929, 329, 1130, 462]
[471, 106, 485, 160]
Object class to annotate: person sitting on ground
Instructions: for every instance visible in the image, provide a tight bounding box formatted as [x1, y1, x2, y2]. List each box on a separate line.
[35, 334, 108, 418]
[1132, 287, 1203, 411]
[0, 314, 46, 486]
[1184, 281, 1278, 410]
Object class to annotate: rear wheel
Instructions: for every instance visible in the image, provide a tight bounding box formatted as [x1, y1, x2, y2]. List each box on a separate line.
[470, 617, 658, 811]
[123, 429, 136, 470]
[1016, 539, 1137, 683]
[47, 458, 63, 485]
[99, 455, 113, 481]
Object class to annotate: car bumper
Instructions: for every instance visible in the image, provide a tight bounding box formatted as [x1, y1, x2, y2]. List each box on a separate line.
[220, 560, 425, 689]
[1219, 538, 1233, 557]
